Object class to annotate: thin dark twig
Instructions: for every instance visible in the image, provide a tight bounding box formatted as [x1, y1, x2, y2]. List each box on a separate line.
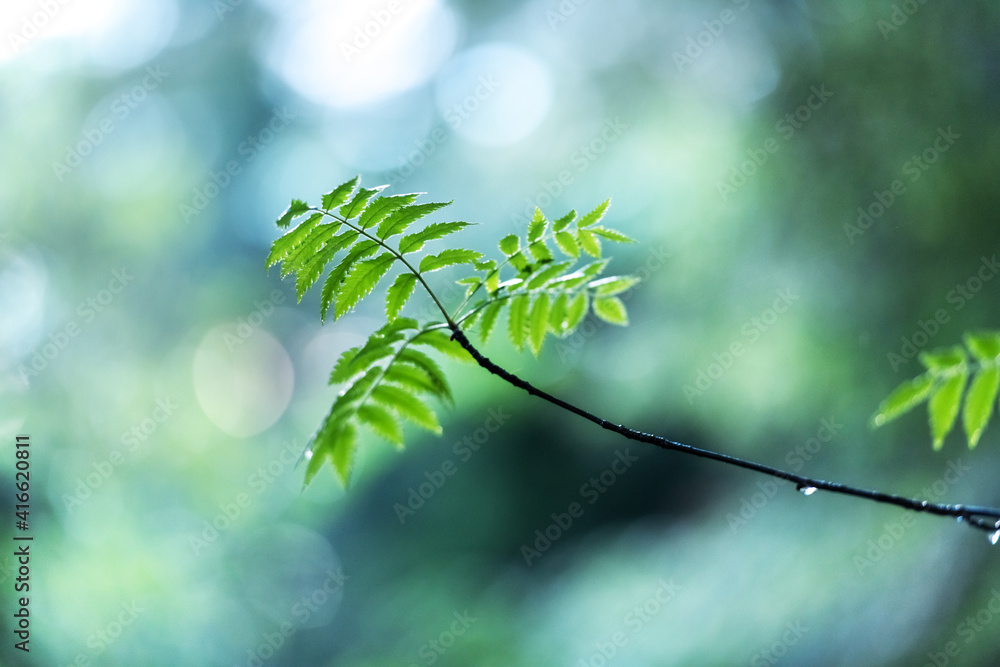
[449, 328, 1000, 535]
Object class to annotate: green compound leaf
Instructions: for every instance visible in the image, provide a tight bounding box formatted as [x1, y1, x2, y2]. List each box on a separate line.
[564, 292, 589, 334]
[322, 176, 360, 211]
[920, 346, 966, 372]
[397, 347, 451, 403]
[963, 366, 999, 449]
[267, 213, 323, 268]
[385, 272, 418, 321]
[553, 210, 576, 232]
[929, 370, 969, 450]
[592, 296, 628, 325]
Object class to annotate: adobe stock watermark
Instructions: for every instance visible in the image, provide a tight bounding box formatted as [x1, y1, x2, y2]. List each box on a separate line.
[509, 117, 629, 234]
[64, 600, 145, 667]
[574, 579, 680, 667]
[381, 76, 500, 187]
[7, 0, 72, 54]
[223, 290, 287, 352]
[683, 288, 799, 403]
[393, 407, 512, 524]
[406, 610, 477, 667]
[16, 267, 134, 387]
[920, 589, 1000, 667]
[717, 84, 833, 201]
[844, 126, 960, 243]
[179, 107, 296, 224]
[852, 458, 969, 575]
[749, 620, 810, 666]
[726, 417, 842, 533]
[62, 397, 179, 514]
[236, 567, 348, 667]
[672, 0, 752, 72]
[52, 65, 169, 182]
[555, 245, 672, 365]
[520, 448, 639, 566]
[189, 439, 301, 556]
[339, 1, 406, 63]
[877, 0, 931, 40]
[886, 255, 998, 372]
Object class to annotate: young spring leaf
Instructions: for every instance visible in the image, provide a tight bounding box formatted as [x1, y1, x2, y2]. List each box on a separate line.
[340, 185, 387, 219]
[381, 202, 453, 243]
[929, 370, 968, 450]
[962, 366, 1000, 448]
[527, 208, 546, 243]
[319, 239, 379, 321]
[385, 272, 418, 321]
[419, 249, 484, 273]
[577, 199, 610, 227]
[589, 226, 636, 244]
[358, 404, 404, 447]
[478, 300, 504, 343]
[371, 384, 441, 433]
[398, 221, 469, 253]
[554, 231, 580, 258]
[360, 193, 420, 230]
[589, 275, 640, 297]
[871, 374, 936, 427]
[528, 293, 550, 356]
[322, 176, 360, 211]
[499, 234, 520, 256]
[276, 199, 310, 228]
[578, 229, 602, 257]
[413, 330, 473, 362]
[508, 293, 530, 350]
[592, 296, 628, 325]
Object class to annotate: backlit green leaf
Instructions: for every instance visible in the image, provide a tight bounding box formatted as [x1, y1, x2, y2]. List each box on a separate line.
[588, 275, 640, 296]
[360, 193, 420, 230]
[385, 272, 418, 321]
[920, 346, 966, 372]
[871, 374, 935, 427]
[929, 371, 968, 450]
[578, 199, 610, 227]
[963, 366, 999, 448]
[554, 231, 580, 257]
[499, 234, 519, 256]
[965, 331, 1000, 362]
[340, 185, 387, 219]
[267, 213, 324, 268]
[528, 208, 546, 242]
[381, 202, 453, 242]
[413, 330, 473, 362]
[564, 292, 588, 333]
[397, 220, 469, 252]
[276, 199, 310, 228]
[479, 300, 503, 343]
[508, 293, 530, 350]
[592, 296, 628, 325]
[588, 226, 636, 244]
[528, 293, 550, 356]
[553, 210, 576, 232]
[578, 229, 602, 257]
[320, 239, 378, 321]
[419, 249, 484, 273]
[321, 176, 360, 211]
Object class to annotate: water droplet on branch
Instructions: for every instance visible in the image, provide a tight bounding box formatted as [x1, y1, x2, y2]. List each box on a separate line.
[796, 484, 817, 496]
[990, 530, 1000, 546]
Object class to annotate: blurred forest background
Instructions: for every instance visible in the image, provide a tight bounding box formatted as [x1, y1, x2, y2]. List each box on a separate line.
[1, 0, 999, 665]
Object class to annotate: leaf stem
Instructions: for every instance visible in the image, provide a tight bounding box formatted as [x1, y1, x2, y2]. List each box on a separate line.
[447, 327, 1000, 534]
